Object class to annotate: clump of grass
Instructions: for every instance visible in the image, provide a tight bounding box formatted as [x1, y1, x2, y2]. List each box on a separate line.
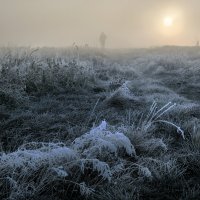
[0, 121, 136, 199]
[141, 101, 185, 139]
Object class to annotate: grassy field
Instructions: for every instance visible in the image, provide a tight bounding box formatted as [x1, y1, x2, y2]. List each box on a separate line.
[0, 46, 200, 200]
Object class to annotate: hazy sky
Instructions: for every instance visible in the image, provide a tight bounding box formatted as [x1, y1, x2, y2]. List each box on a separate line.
[0, 0, 200, 48]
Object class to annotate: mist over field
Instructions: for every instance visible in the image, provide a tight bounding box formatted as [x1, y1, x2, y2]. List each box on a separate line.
[1, 1, 200, 200]
[1, 0, 200, 48]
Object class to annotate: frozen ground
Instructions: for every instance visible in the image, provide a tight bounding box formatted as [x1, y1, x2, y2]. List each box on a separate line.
[0, 46, 200, 199]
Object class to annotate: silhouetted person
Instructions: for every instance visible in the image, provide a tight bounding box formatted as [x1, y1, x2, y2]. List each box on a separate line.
[85, 43, 89, 49]
[99, 32, 107, 49]
[196, 41, 199, 47]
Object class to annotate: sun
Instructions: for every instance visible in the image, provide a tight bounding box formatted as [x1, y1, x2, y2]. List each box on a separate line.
[163, 17, 173, 27]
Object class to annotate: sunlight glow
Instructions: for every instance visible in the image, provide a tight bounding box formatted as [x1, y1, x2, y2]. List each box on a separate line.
[163, 17, 173, 27]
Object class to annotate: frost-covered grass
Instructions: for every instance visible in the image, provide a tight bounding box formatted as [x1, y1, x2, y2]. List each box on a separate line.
[0, 46, 200, 199]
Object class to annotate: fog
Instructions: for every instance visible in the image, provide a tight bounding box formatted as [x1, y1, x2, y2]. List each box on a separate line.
[0, 0, 200, 48]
